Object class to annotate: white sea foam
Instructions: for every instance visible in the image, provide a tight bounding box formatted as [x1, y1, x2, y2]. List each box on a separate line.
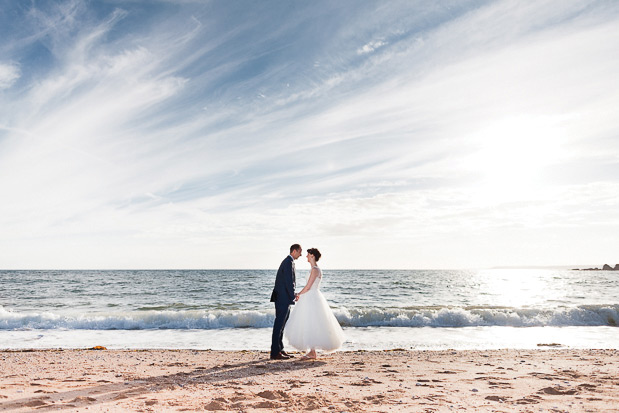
[1, 305, 617, 330]
[334, 305, 619, 327]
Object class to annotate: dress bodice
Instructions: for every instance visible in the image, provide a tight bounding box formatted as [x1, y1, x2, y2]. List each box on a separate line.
[310, 266, 322, 291]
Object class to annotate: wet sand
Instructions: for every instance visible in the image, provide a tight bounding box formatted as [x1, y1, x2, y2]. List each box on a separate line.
[0, 349, 618, 412]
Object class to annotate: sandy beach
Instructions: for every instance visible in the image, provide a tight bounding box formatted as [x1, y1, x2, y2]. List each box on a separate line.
[0, 349, 617, 412]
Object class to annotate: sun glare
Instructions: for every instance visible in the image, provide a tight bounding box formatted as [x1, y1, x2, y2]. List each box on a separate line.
[463, 116, 564, 204]
[475, 269, 556, 307]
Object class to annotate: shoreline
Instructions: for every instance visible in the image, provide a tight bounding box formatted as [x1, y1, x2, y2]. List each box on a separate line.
[1, 349, 618, 412]
[3, 326, 619, 352]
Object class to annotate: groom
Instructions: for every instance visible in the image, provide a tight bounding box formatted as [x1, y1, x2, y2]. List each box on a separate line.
[270, 244, 302, 360]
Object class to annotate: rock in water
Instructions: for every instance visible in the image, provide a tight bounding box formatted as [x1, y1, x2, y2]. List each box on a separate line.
[603, 264, 613, 270]
[614, 264, 619, 271]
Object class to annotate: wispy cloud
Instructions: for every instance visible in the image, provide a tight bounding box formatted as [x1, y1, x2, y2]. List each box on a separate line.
[0, 63, 20, 89]
[1, 0, 618, 269]
[357, 40, 387, 55]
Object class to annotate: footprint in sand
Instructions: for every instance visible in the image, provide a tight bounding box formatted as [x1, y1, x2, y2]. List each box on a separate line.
[538, 386, 578, 395]
[24, 399, 50, 408]
[288, 380, 310, 390]
[166, 362, 188, 367]
[252, 400, 281, 409]
[560, 369, 582, 379]
[69, 396, 97, 403]
[303, 395, 326, 411]
[364, 394, 386, 404]
[204, 400, 227, 411]
[485, 395, 509, 402]
[515, 396, 542, 405]
[530, 372, 555, 380]
[351, 377, 383, 386]
[257, 390, 289, 400]
[474, 376, 502, 381]
[488, 381, 513, 389]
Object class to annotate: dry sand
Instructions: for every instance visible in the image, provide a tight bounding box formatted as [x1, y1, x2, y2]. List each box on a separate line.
[0, 349, 618, 412]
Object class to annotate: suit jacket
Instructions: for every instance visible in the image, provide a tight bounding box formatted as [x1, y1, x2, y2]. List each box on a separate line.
[270, 255, 296, 305]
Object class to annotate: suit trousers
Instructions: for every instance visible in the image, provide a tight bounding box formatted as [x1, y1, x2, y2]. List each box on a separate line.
[271, 302, 291, 357]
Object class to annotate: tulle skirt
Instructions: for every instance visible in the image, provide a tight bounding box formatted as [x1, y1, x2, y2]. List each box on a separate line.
[284, 289, 345, 352]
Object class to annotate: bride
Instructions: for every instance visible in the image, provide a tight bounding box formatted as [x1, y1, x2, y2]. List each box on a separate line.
[284, 248, 345, 359]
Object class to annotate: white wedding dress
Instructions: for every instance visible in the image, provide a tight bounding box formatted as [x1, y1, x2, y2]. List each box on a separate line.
[284, 266, 345, 352]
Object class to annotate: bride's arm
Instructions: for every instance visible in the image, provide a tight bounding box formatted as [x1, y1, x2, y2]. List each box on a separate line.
[297, 268, 319, 296]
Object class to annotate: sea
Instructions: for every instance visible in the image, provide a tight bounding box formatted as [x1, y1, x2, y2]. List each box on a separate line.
[1, 269, 617, 351]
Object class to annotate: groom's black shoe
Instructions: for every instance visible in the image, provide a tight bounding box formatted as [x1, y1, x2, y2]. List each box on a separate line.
[280, 351, 294, 358]
[270, 352, 289, 360]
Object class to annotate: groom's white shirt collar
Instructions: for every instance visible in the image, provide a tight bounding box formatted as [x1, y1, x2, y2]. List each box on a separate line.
[288, 254, 293, 260]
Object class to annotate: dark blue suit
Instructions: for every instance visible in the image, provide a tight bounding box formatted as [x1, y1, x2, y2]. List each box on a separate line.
[270, 255, 296, 357]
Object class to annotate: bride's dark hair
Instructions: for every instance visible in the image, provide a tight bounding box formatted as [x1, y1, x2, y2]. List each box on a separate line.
[307, 248, 321, 261]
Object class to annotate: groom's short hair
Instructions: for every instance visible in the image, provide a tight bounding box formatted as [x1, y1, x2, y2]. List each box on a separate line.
[290, 244, 302, 253]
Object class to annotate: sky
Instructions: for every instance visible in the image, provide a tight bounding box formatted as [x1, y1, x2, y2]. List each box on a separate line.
[1, 0, 618, 270]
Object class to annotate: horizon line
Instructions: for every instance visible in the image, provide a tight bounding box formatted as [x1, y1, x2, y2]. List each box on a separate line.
[0, 266, 601, 271]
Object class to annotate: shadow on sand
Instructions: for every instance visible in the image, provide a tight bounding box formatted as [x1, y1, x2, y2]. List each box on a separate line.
[0, 354, 326, 411]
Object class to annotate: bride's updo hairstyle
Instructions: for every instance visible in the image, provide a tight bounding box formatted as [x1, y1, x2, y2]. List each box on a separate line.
[307, 248, 321, 261]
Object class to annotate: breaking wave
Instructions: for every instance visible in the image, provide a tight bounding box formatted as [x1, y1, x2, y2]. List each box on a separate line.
[1, 305, 617, 330]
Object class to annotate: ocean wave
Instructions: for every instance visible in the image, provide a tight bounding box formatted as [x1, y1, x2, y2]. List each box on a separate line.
[334, 305, 619, 327]
[0, 305, 617, 330]
[0, 307, 273, 330]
